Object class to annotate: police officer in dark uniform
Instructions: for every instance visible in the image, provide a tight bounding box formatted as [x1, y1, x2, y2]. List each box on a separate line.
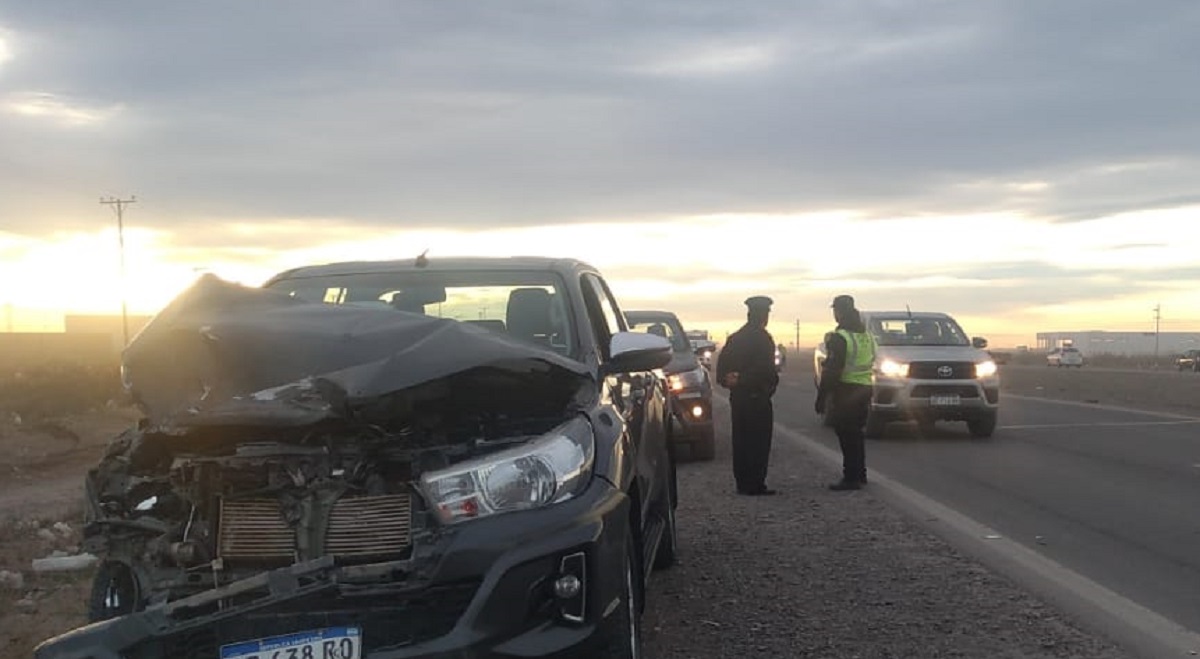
[716, 296, 780, 495]
[815, 294, 876, 491]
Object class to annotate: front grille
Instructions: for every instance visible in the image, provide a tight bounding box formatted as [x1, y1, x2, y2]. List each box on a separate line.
[218, 499, 294, 562]
[910, 385, 980, 399]
[908, 361, 976, 379]
[218, 494, 412, 563]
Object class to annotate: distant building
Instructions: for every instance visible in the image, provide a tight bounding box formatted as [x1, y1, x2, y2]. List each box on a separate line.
[1036, 331, 1200, 356]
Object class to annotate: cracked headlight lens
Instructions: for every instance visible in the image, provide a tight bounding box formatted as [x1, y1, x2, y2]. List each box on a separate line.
[420, 416, 595, 525]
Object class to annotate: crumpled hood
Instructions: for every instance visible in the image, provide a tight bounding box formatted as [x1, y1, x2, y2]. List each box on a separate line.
[874, 345, 991, 363]
[122, 275, 594, 427]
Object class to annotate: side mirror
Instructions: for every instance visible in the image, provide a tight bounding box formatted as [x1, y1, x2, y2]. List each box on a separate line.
[972, 337, 988, 349]
[606, 331, 672, 373]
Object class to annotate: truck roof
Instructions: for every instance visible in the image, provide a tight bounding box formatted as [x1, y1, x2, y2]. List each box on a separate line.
[863, 311, 954, 319]
[266, 256, 598, 284]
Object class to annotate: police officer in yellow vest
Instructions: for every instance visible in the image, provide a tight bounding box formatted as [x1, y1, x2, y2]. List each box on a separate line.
[814, 294, 876, 490]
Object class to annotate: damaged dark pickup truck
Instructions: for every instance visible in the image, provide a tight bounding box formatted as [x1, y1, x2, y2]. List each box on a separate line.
[37, 257, 678, 659]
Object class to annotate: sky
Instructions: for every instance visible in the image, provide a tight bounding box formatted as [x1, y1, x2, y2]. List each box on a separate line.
[2, 0, 1199, 346]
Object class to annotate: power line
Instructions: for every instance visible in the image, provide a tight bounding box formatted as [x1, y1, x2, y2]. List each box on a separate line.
[100, 195, 136, 347]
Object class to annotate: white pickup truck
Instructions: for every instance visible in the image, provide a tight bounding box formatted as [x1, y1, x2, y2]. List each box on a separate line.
[814, 311, 1000, 438]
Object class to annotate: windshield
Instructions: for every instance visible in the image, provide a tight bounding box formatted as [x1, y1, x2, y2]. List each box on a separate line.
[266, 270, 575, 357]
[869, 315, 970, 347]
[627, 315, 691, 353]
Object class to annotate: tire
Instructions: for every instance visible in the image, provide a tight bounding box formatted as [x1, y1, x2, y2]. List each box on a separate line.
[598, 530, 644, 659]
[688, 427, 716, 461]
[653, 458, 678, 571]
[88, 561, 139, 622]
[864, 413, 887, 439]
[968, 413, 998, 438]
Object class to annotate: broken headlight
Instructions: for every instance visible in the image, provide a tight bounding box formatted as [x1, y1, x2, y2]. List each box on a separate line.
[420, 417, 595, 525]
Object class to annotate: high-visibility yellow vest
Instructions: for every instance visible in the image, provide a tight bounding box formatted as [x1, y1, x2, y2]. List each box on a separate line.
[836, 328, 876, 385]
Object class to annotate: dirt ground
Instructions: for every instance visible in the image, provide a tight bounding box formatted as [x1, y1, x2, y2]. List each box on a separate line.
[1, 363, 1197, 657]
[0, 407, 138, 659]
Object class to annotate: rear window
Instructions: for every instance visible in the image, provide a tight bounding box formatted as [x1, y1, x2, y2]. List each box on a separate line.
[626, 315, 690, 353]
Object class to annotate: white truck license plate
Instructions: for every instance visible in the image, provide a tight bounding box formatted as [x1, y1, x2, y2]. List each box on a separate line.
[220, 627, 361, 659]
[931, 395, 961, 406]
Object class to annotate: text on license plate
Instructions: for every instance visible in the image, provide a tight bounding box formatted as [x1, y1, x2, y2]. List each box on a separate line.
[930, 395, 961, 406]
[220, 627, 361, 659]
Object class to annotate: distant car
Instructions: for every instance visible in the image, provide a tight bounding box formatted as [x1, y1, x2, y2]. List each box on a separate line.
[627, 310, 716, 461]
[1047, 347, 1084, 367]
[1177, 349, 1200, 372]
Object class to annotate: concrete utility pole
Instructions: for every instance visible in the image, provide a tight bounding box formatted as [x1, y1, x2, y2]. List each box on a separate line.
[794, 319, 800, 352]
[1153, 303, 1161, 367]
[100, 195, 136, 347]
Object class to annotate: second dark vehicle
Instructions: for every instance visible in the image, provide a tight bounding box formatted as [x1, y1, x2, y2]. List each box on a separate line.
[626, 310, 716, 461]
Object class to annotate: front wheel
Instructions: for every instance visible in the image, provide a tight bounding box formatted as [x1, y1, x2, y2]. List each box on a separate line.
[598, 531, 644, 659]
[968, 413, 998, 438]
[864, 413, 887, 439]
[688, 427, 716, 462]
[88, 561, 139, 622]
[653, 458, 678, 570]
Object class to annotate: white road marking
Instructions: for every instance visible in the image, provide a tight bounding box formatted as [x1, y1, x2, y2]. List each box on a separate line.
[1001, 420, 1200, 430]
[1004, 393, 1200, 420]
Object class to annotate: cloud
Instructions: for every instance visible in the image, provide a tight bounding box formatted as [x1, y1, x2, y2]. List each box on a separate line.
[0, 0, 1198, 235]
[631, 41, 780, 77]
[3, 91, 123, 126]
[2, 1, 1199, 341]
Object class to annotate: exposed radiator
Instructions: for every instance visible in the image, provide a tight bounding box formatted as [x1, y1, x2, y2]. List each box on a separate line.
[326, 495, 412, 559]
[218, 498, 294, 561]
[218, 495, 411, 562]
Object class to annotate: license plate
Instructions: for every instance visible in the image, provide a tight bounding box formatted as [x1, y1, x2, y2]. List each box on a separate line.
[930, 395, 961, 406]
[220, 627, 361, 659]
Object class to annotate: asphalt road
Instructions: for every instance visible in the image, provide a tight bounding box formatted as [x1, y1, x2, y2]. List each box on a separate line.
[770, 366, 1200, 636]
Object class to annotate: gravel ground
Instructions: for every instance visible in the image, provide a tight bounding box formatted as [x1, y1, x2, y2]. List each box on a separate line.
[642, 399, 1133, 659]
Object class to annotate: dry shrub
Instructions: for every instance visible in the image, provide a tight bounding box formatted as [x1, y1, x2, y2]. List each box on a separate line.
[0, 363, 125, 421]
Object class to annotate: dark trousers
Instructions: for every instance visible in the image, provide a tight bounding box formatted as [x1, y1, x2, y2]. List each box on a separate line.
[730, 391, 773, 491]
[832, 383, 872, 483]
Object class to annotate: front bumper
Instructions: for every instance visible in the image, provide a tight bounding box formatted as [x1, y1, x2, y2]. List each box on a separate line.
[36, 479, 631, 659]
[871, 376, 1000, 421]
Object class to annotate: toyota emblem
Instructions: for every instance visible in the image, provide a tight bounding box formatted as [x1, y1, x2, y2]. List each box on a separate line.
[937, 365, 954, 378]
